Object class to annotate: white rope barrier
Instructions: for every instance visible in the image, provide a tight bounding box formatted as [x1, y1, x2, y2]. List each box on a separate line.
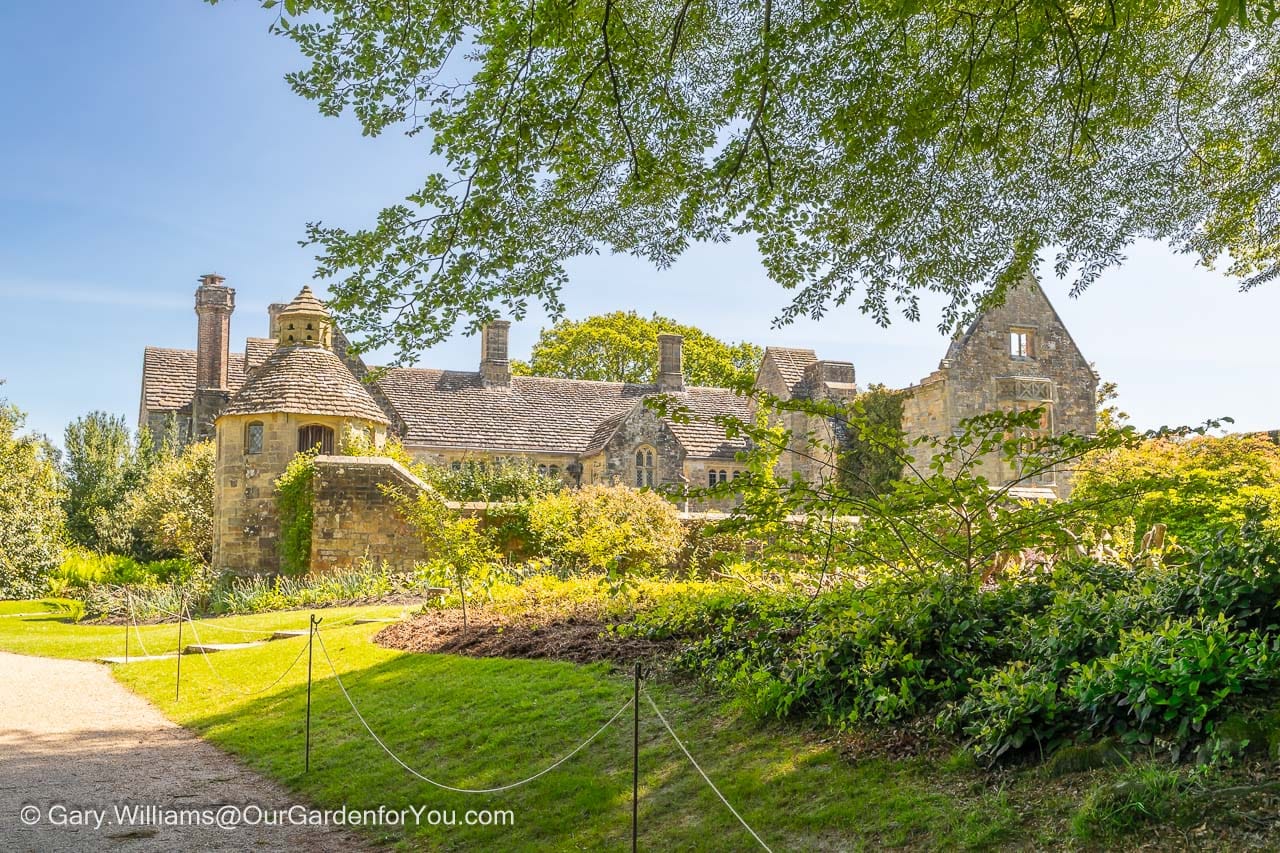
[127, 598, 152, 658]
[184, 613, 311, 696]
[315, 628, 632, 794]
[643, 688, 773, 852]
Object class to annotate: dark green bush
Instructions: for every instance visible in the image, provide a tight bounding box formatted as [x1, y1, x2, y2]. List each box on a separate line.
[635, 521, 1280, 762]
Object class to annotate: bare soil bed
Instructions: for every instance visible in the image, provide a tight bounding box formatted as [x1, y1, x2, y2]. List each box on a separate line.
[374, 609, 678, 665]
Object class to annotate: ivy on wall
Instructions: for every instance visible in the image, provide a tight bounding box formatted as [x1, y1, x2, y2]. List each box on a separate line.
[838, 385, 908, 498]
[275, 450, 316, 576]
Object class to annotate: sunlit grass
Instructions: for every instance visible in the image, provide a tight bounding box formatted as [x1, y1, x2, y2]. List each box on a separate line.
[0, 603, 1042, 849]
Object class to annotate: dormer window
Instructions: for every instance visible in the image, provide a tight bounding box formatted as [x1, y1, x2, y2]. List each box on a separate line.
[1010, 328, 1035, 360]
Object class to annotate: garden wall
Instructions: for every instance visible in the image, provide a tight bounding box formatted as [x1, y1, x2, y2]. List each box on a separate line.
[309, 456, 430, 574]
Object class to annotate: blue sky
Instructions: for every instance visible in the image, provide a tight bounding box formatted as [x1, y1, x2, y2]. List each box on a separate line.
[2, 1, 1276, 444]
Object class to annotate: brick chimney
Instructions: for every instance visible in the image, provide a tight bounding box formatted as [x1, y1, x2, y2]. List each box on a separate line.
[195, 273, 234, 391]
[657, 333, 684, 392]
[480, 321, 511, 388]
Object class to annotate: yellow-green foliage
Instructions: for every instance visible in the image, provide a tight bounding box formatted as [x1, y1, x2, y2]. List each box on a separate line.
[53, 546, 192, 589]
[1073, 434, 1280, 547]
[112, 440, 216, 564]
[527, 484, 684, 575]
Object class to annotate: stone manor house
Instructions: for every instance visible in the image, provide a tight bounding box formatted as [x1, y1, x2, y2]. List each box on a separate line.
[139, 274, 1098, 574]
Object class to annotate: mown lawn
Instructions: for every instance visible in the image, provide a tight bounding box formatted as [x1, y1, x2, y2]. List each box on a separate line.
[0, 602, 1172, 850]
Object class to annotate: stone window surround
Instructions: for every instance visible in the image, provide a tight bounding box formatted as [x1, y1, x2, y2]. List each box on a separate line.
[244, 421, 264, 455]
[634, 446, 656, 488]
[1009, 325, 1038, 360]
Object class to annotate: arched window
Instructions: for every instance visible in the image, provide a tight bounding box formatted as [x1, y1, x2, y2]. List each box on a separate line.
[537, 464, 548, 476]
[298, 424, 334, 454]
[244, 421, 264, 455]
[634, 447, 656, 488]
[548, 465, 560, 477]
[718, 470, 728, 484]
[707, 470, 717, 487]
[451, 460, 462, 471]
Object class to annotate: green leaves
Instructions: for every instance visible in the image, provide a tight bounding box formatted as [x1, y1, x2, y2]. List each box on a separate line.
[511, 311, 762, 386]
[219, 0, 1280, 358]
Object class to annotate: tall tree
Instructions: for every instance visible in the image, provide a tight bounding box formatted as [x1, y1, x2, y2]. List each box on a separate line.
[62, 412, 149, 550]
[216, 1, 1280, 361]
[0, 393, 65, 596]
[512, 312, 762, 386]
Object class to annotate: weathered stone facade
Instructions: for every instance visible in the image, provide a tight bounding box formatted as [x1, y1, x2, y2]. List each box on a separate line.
[309, 456, 428, 574]
[142, 272, 1098, 575]
[900, 278, 1099, 496]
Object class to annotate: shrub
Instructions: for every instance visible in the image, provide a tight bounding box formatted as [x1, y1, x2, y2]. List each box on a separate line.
[632, 519, 1280, 762]
[53, 547, 196, 589]
[106, 441, 215, 564]
[421, 458, 563, 503]
[958, 662, 1071, 760]
[0, 401, 65, 597]
[526, 484, 685, 576]
[1068, 613, 1280, 749]
[1073, 434, 1280, 549]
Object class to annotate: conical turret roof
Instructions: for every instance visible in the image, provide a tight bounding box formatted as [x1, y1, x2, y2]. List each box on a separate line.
[220, 345, 389, 423]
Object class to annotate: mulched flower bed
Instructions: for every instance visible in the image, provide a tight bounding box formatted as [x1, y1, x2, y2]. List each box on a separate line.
[374, 609, 678, 665]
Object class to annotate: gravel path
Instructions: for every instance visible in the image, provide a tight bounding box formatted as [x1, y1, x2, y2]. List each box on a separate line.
[0, 650, 367, 851]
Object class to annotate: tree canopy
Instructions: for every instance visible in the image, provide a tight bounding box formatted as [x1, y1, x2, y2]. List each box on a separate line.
[223, 0, 1280, 360]
[62, 411, 157, 550]
[0, 397, 65, 596]
[512, 311, 762, 386]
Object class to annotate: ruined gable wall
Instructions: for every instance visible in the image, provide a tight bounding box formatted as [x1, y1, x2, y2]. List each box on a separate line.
[309, 456, 428, 574]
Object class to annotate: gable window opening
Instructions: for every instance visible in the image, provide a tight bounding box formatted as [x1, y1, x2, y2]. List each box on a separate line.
[635, 448, 656, 488]
[298, 424, 334, 455]
[245, 421, 264, 455]
[1010, 329, 1034, 360]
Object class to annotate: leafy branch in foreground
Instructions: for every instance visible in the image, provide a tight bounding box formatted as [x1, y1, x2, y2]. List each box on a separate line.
[651, 389, 1229, 581]
[219, 0, 1280, 361]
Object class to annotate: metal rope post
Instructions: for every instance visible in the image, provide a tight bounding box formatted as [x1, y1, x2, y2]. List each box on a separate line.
[632, 661, 641, 853]
[175, 603, 185, 702]
[306, 613, 321, 773]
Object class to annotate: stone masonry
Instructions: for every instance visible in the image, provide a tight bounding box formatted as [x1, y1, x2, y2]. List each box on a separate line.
[309, 457, 428, 574]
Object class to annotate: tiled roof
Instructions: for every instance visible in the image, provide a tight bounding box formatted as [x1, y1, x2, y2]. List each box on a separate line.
[245, 337, 274, 371]
[764, 347, 817, 393]
[140, 338, 278, 412]
[221, 345, 389, 423]
[279, 285, 328, 315]
[662, 388, 752, 459]
[377, 370, 647, 453]
[375, 370, 749, 458]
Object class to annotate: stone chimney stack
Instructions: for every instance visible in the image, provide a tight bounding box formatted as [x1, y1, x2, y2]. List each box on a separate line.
[195, 273, 234, 391]
[802, 359, 857, 401]
[657, 333, 685, 392]
[480, 321, 512, 388]
[267, 302, 288, 339]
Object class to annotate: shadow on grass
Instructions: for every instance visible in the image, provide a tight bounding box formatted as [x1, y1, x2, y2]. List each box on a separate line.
[118, 630, 1024, 852]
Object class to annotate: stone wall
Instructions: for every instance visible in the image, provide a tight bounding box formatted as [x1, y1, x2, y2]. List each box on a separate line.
[309, 456, 429, 574]
[213, 412, 387, 575]
[900, 279, 1098, 496]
